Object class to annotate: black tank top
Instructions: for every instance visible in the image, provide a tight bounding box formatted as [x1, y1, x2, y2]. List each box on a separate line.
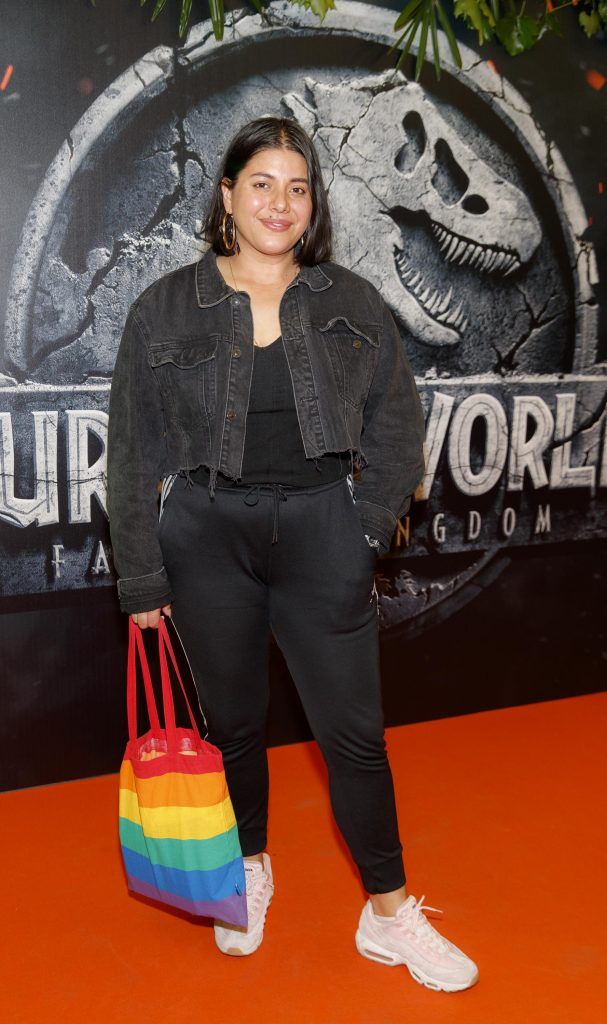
[192, 336, 350, 487]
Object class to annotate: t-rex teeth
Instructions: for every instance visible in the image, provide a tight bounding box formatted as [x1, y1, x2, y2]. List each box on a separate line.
[438, 285, 453, 313]
[450, 239, 467, 262]
[456, 239, 469, 261]
[457, 243, 472, 266]
[472, 245, 487, 268]
[449, 299, 464, 324]
[445, 236, 461, 260]
[457, 243, 474, 265]
[427, 290, 442, 314]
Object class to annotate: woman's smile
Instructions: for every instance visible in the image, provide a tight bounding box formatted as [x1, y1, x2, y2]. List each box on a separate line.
[260, 219, 293, 231]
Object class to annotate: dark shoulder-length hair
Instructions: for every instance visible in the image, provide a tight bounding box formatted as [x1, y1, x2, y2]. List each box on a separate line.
[201, 117, 333, 266]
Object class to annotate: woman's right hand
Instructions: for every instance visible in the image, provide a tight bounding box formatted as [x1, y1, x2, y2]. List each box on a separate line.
[131, 604, 172, 629]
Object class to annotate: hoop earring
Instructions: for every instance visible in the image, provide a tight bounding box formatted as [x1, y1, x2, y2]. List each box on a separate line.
[220, 211, 237, 254]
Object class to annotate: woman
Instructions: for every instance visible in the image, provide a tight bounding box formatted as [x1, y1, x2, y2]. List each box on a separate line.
[107, 116, 478, 992]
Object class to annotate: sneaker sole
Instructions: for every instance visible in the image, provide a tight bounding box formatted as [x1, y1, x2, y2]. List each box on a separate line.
[215, 892, 273, 957]
[222, 942, 260, 957]
[355, 929, 479, 993]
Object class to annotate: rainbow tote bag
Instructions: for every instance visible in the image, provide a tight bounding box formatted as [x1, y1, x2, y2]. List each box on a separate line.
[118, 617, 248, 927]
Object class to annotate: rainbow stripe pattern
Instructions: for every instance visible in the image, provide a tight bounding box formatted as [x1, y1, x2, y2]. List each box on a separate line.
[118, 619, 248, 928]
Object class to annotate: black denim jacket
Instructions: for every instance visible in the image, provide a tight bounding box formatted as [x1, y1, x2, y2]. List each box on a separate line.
[107, 247, 426, 613]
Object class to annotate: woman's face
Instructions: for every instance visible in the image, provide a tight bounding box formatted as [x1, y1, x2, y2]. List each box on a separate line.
[221, 147, 313, 259]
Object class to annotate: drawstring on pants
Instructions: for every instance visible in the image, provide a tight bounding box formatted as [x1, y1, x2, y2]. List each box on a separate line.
[243, 483, 288, 544]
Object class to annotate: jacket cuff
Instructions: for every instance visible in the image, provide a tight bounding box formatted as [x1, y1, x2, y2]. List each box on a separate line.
[116, 566, 175, 615]
[353, 499, 398, 554]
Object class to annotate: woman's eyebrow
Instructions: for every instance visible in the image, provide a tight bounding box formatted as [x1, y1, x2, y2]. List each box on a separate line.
[248, 171, 309, 183]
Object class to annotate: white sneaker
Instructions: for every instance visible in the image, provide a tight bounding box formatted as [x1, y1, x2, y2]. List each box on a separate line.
[355, 894, 479, 992]
[214, 853, 274, 956]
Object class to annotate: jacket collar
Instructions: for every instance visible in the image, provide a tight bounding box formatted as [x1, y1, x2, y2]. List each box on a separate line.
[194, 246, 333, 308]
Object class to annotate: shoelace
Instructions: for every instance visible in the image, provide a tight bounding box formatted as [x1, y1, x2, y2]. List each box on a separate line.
[396, 895, 450, 953]
[245, 865, 274, 913]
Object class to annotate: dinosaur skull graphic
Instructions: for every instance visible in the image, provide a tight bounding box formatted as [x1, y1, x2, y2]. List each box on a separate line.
[283, 70, 542, 348]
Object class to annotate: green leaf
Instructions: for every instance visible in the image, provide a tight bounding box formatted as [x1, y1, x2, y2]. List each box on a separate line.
[316, 0, 337, 21]
[395, 6, 425, 71]
[453, 0, 496, 44]
[579, 10, 601, 37]
[206, 0, 225, 40]
[414, 12, 430, 81]
[386, 29, 410, 58]
[289, 0, 336, 21]
[179, 0, 194, 38]
[536, 10, 563, 41]
[151, 0, 169, 21]
[494, 13, 540, 54]
[436, 0, 463, 67]
[430, 4, 442, 80]
[394, 0, 425, 31]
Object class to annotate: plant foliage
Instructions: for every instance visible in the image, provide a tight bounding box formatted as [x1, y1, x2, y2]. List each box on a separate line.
[88, 0, 607, 80]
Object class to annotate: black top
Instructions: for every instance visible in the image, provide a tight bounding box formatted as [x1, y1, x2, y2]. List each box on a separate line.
[192, 336, 350, 488]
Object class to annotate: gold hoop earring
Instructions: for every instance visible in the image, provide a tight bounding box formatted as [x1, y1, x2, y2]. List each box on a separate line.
[220, 211, 237, 254]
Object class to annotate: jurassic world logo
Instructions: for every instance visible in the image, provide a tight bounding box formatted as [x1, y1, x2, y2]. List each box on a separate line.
[1, 3, 604, 634]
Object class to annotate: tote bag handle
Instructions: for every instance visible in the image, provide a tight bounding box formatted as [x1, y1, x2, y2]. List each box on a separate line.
[127, 617, 206, 751]
[127, 617, 162, 743]
[157, 616, 203, 749]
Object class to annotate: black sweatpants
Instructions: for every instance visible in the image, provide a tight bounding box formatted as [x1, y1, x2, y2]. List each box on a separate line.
[158, 472, 407, 895]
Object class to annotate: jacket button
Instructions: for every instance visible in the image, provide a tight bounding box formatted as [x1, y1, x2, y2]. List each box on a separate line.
[233, 347, 241, 358]
[353, 338, 362, 349]
[226, 408, 237, 421]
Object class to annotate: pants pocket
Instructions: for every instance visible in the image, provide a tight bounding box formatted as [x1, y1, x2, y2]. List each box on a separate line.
[343, 476, 377, 562]
[159, 473, 178, 522]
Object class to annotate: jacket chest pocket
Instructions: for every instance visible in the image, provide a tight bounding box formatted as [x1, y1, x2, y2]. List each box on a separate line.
[148, 337, 218, 427]
[318, 317, 381, 410]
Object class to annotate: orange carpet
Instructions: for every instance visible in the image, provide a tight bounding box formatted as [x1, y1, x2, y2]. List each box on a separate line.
[1, 693, 606, 1024]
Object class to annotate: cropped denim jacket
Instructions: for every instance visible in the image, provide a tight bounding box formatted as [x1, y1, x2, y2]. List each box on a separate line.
[106, 246, 426, 613]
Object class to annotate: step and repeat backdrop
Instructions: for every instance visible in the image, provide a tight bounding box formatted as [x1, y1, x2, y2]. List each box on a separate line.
[1, 1, 605, 788]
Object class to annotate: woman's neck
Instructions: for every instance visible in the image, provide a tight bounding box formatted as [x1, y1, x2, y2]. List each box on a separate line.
[220, 249, 299, 289]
